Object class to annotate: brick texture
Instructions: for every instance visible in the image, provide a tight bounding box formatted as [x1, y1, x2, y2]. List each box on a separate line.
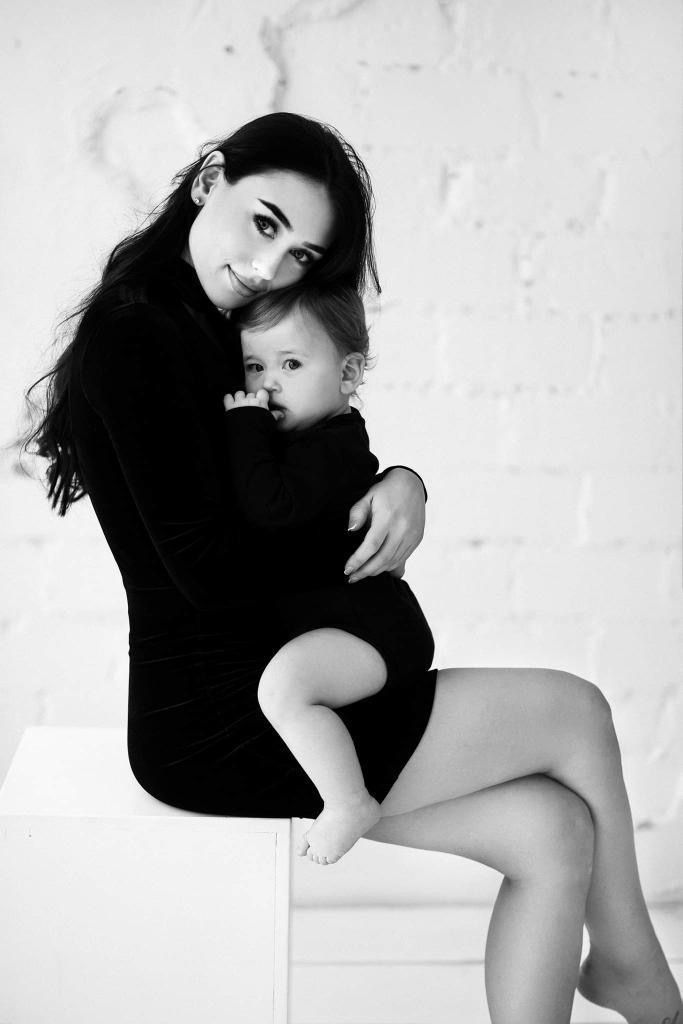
[2, 0, 681, 902]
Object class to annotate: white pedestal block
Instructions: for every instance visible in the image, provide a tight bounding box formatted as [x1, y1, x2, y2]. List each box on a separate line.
[0, 727, 291, 1024]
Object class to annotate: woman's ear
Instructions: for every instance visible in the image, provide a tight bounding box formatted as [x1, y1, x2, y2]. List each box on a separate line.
[340, 352, 366, 394]
[191, 150, 226, 206]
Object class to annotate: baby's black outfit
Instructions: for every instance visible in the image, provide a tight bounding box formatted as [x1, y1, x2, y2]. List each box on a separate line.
[69, 256, 438, 819]
[224, 404, 435, 686]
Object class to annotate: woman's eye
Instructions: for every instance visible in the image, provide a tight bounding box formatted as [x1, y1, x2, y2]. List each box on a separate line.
[284, 359, 301, 370]
[254, 214, 276, 238]
[291, 249, 312, 265]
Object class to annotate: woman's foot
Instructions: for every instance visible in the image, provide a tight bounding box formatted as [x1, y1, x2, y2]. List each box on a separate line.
[578, 946, 682, 1024]
[297, 790, 382, 864]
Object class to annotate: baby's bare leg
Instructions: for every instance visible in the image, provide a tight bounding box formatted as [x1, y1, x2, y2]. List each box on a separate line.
[257, 628, 387, 864]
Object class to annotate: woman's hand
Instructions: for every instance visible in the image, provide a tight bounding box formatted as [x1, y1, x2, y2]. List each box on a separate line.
[344, 468, 426, 583]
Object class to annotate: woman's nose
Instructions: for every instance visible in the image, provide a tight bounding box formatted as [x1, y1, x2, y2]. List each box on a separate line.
[251, 249, 282, 283]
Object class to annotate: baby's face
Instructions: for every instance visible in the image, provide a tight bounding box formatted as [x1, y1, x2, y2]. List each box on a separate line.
[240, 308, 350, 432]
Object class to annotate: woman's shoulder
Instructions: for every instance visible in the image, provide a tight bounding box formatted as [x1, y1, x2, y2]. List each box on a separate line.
[85, 258, 229, 349]
[77, 279, 190, 394]
[90, 274, 178, 329]
[78, 261, 239, 403]
[86, 263, 196, 345]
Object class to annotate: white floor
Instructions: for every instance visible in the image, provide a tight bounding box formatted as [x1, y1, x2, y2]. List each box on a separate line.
[289, 903, 683, 1023]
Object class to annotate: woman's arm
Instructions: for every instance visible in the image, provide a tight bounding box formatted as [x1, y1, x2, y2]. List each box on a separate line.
[344, 467, 427, 584]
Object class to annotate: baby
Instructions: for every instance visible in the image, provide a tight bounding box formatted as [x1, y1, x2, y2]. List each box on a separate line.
[223, 286, 434, 865]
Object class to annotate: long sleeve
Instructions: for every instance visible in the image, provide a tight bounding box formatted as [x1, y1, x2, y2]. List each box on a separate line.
[376, 464, 428, 503]
[79, 302, 269, 610]
[223, 406, 379, 531]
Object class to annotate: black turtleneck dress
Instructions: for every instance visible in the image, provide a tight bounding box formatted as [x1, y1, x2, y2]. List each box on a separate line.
[69, 258, 438, 819]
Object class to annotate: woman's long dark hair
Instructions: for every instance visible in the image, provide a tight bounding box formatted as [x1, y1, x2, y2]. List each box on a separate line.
[16, 112, 380, 516]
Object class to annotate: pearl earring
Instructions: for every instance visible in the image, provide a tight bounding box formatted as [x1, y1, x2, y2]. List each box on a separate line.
[194, 197, 202, 206]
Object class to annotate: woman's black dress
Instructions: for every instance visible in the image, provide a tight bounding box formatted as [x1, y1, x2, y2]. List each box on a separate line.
[68, 257, 438, 819]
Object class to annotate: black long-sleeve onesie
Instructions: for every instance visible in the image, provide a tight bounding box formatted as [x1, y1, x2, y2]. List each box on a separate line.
[223, 404, 435, 684]
[69, 256, 438, 818]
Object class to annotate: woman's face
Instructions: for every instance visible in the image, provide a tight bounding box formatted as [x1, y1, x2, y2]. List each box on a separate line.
[185, 160, 335, 311]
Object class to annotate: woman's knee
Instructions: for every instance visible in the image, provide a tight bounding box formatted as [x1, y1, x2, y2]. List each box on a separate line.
[512, 775, 595, 886]
[548, 670, 617, 748]
[560, 671, 613, 718]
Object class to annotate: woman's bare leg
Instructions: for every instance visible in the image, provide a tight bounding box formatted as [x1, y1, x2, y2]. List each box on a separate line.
[361, 773, 595, 1023]
[258, 628, 387, 864]
[374, 666, 681, 1023]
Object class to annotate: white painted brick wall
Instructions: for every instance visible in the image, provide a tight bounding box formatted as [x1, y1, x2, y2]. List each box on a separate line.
[2, 0, 681, 903]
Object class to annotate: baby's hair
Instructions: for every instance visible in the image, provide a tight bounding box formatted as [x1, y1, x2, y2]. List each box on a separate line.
[236, 285, 372, 362]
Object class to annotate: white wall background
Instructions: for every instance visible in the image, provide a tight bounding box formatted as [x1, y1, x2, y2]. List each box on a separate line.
[1, 0, 681, 905]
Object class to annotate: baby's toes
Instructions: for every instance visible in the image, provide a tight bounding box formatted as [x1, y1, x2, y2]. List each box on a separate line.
[307, 848, 332, 865]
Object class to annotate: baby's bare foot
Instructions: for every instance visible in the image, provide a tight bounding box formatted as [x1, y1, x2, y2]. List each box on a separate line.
[298, 791, 381, 865]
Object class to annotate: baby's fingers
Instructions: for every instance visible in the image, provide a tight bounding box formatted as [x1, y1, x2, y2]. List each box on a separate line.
[224, 391, 247, 408]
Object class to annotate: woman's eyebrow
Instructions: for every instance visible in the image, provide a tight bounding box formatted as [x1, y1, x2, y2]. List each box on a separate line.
[258, 199, 327, 254]
[258, 199, 291, 229]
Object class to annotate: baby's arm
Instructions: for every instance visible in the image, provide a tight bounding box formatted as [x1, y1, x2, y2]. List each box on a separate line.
[223, 393, 378, 531]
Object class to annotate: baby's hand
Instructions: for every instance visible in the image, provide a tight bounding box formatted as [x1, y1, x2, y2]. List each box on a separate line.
[223, 388, 270, 413]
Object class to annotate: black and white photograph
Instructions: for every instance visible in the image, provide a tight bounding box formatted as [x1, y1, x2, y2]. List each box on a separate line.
[1, 1, 681, 1021]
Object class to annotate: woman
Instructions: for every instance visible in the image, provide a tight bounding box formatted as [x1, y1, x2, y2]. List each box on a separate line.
[20, 112, 680, 1022]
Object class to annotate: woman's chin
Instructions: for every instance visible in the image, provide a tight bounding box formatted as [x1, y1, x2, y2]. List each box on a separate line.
[200, 270, 253, 311]
[216, 290, 252, 311]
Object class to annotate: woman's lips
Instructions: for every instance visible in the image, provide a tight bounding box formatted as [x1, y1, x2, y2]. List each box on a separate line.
[227, 266, 259, 298]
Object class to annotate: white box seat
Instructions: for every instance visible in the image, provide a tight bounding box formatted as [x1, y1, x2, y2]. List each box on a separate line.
[0, 726, 291, 1024]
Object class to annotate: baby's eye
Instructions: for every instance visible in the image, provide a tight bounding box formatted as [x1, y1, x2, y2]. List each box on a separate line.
[290, 249, 313, 265]
[244, 362, 263, 374]
[254, 214, 276, 238]
[284, 358, 301, 370]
